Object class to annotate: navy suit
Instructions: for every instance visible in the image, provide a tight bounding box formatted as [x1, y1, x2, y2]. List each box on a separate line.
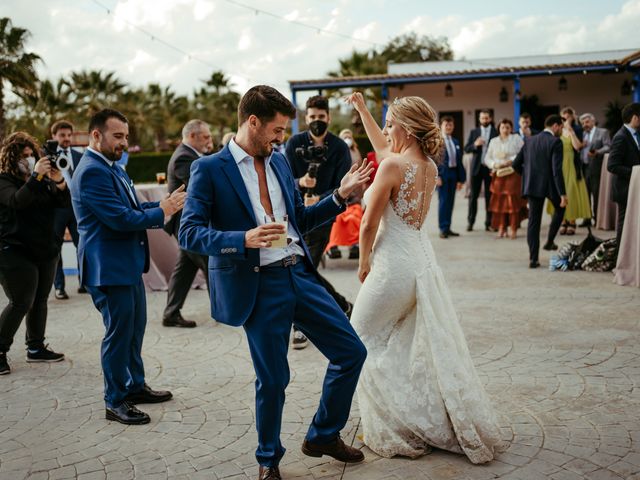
[179, 145, 366, 467]
[437, 137, 466, 233]
[53, 148, 83, 291]
[71, 149, 164, 408]
[513, 131, 566, 263]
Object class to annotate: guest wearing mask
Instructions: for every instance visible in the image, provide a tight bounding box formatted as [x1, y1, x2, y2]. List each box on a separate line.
[0, 132, 69, 375]
[484, 119, 525, 239]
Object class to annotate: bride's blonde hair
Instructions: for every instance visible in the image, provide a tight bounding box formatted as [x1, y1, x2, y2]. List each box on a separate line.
[388, 96, 443, 160]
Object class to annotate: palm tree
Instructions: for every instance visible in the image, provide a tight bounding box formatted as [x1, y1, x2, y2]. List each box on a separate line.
[69, 70, 126, 118]
[13, 78, 73, 138]
[0, 17, 41, 139]
[204, 70, 232, 95]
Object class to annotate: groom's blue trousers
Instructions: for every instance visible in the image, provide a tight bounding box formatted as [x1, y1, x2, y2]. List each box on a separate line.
[243, 260, 367, 467]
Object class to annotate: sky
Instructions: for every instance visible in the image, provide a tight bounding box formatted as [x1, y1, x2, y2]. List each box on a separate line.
[1, 0, 638, 100]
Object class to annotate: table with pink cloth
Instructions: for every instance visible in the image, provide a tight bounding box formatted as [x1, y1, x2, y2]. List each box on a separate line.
[595, 154, 617, 231]
[614, 165, 640, 287]
[135, 184, 206, 291]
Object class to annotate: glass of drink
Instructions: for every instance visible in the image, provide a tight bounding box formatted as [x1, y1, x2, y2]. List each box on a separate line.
[156, 172, 166, 184]
[264, 214, 288, 248]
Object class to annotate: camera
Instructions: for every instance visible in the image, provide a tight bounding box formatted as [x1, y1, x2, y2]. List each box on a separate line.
[42, 140, 71, 171]
[295, 144, 327, 180]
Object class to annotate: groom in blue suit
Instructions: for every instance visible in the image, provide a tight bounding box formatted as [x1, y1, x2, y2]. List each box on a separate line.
[179, 86, 371, 480]
[72, 109, 187, 425]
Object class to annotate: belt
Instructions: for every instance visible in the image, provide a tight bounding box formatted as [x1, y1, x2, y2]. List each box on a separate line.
[263, 254, 304, 269]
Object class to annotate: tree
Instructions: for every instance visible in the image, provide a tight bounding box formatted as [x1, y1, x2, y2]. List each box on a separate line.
[0, 17, 41, 139]
[68, 70, 126, 118]
[327, 33, 453, 132]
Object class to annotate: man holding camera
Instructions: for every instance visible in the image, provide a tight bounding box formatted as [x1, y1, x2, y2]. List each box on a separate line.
[50, 120, 84, 300]
[285, 96, 352, 350]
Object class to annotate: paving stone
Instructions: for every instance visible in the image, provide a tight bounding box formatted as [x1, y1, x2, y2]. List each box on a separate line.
[1, 200, 639, 480]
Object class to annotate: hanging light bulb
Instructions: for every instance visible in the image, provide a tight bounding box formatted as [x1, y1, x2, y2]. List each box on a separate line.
[444, 83, 453, 97]
[558, 76, 568, 91]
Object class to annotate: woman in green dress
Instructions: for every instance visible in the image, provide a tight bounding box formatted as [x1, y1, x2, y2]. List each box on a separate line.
[547, 121, 591, 234]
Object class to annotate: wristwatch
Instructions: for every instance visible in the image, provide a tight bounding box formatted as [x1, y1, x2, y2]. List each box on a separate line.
[31, 171, 44, 182]
[333, 188, 347, 205]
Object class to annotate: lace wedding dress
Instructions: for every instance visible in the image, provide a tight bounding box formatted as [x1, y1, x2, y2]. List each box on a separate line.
[351, 159, 503, 464]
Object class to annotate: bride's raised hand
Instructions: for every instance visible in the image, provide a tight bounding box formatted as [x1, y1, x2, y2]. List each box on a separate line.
[344, 92, 367, 114]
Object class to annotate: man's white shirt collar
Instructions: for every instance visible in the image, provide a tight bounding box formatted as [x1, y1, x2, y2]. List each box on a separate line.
[229, 138, 273, 166]
[87, 146, 115, 167]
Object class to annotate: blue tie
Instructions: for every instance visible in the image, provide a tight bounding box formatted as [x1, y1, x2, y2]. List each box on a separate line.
[634, 131, 640, 150]
[112, 163, 139, 207]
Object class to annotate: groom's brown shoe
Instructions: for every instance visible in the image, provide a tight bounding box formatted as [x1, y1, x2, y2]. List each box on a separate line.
[258, 465, 281, 480]
[301, 437, 364, 463]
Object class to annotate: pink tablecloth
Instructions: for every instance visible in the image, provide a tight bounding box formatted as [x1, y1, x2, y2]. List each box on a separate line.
[595, 154, 617, 231]
[614, 165, 640, 287]
[136, 184, 206, 291]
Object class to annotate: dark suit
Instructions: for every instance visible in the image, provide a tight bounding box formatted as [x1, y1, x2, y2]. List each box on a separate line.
[71, 149, 164, 408]
[513, 131, 566, 263]
[163, 143, 209, 321]
[437, 136, 466, 233]
[607, 125, 640, 256]
[465, 125, 498, 228]
[179, 145, 366, 467]
[53, 148, 83, 291]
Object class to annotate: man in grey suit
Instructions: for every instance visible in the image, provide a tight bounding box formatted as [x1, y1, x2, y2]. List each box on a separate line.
[513, 115, 568, 268]
[162, 120, 212, 328]
[579, 113, 611, 224]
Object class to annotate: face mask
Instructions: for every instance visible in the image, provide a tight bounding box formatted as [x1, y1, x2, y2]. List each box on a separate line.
[26, 156, 36, 172]
[343, 138, 353, 148]
[309, 120, 328, 137]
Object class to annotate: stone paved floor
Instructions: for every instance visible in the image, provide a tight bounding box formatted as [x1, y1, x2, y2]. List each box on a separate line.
[1, 195, 640, 480]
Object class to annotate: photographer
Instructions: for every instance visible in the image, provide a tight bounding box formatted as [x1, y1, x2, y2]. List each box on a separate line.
[0, 132, 69, 375]
[50, 120, 84, 300]
[285, 95, 352, 350]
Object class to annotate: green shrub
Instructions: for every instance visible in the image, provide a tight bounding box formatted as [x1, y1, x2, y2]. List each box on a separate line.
[126, 152, 172, 183]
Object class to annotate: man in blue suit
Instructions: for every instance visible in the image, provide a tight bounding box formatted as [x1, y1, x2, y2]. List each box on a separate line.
[437, 116, 466, 238]
[179, 86, 372, 480]
[50, 120, 85, 300]
[71, 109, 187, 425]
[513, 114, 568, 268]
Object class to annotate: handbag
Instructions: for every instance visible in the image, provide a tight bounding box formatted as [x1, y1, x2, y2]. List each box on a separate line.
[495, 166, 514, 177]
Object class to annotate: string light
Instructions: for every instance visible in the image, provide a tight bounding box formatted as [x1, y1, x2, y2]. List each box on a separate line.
[90, 0, 291, 90]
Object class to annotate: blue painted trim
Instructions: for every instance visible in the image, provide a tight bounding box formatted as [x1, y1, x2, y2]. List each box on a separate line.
[291, 89, 299, 134]
[290, 64, 622, 92]
[634, 72, 640, 103]
[513, 77, 521, 122]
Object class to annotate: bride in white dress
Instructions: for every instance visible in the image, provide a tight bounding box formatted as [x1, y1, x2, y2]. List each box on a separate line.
[345, 93, 504, 464]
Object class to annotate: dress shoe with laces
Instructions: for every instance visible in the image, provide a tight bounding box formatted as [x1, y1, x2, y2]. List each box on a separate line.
[258, 466, 281, 480]
[467, 224, 473, 232]
[543, 242, 558, 251]
[439, 231, 449, 239]
[124, 383, 173, 404]
[529, 261, 541, 269]
[446, 230, 460, 237]
[162, 314, 196, 328]
[105, 402, 150, 425]
[302, 436, 364, 463]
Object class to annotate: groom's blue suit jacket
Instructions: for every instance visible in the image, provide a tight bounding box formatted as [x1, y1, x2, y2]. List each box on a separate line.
[179, 145, 345, 327]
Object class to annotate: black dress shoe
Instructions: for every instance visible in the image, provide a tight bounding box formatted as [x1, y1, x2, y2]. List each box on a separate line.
[467, 224, 473, 232]
[578, 219, 592, 227]
[446, 230, 460, 237]
[77, 286, 88, 294]
[302, 436, 364, 463]
[105, 402, 150, 425]
[258, 466, 281, 480]
[529, 261, 541, 269]
[543, 242, 558, 251]
[125, 384, 173, 404]
[162, 314, 196, 328]
[439, 232, 449, 239]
